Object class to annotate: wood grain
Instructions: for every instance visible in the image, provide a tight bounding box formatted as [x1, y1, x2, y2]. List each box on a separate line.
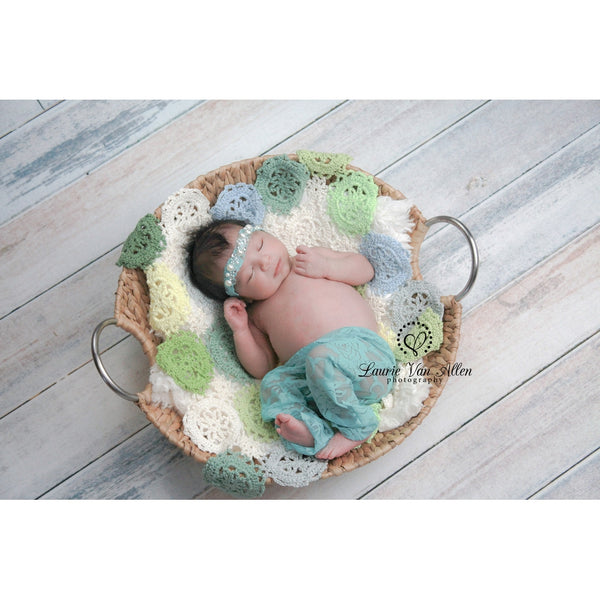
[0, 100, 45, 139]
[418, 121, 600, 312]
[0, 335, 150, 498]
[365, 332, 600, 499]
[0, 100, 202, 224]
[1, 100, 598, 500]
[533, 448, 600, 499]
[382, 100, 600, 218]
[1, 247, 130, 416]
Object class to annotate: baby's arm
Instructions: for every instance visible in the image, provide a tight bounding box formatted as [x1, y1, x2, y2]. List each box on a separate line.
[294, 245, 374, 286]
[224, 298, 278, 379]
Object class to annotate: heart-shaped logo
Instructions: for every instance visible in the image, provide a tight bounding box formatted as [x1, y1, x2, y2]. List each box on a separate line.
[403, 331, 427, 357]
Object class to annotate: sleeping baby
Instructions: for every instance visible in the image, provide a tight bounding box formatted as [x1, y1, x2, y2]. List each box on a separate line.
[189, 220, 394, 459]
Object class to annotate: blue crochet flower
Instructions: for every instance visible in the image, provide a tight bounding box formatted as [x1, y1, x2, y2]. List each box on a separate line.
[390, 279, 444, 334]
[210, 183, 266, 225]
[360, 232, 411, 295]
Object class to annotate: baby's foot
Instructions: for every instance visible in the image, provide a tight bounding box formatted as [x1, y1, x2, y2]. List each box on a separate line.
[275, 414, 315, 447]
[315, 433, 367, 460]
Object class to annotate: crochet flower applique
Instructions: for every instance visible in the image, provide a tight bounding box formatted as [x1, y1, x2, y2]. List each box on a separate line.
[395, 307, 444, 363]
[146, 262, 191, 337]
[155, 330, 214, 394]
[206, 316, 254, 383]
[327, 170, 378, 236]
[210, 182, 266, 225]
[203, 450, 267, 498]
[255, 155, 310, 215]
[297, 150, 352, 179]
[359, 232, 411, 295]
[116, 213, 166, 269]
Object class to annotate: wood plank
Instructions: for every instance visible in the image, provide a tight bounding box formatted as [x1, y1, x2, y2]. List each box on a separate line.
[13, 104, 599, 499]
[42, 424, 209, 499]
[381, 100, 600, 219]
[364, 332, 600, 499]
[199, 224, 600, 498]
[0, 99, 202, 225]
[38, 100, 61, 110]
[0, 335, 150, 499]
[0, 247, 127, 416]
[0, 99, 341, 317]
[0, 100, 44, 139]
[418, 121, 600, 312]
[532, 448, 600, 499]
[272, 99, 485, 174]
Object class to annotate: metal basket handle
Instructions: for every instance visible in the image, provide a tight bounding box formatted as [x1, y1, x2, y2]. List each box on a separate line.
[424, 215, 479, 302]
[91, 318, 139, 402]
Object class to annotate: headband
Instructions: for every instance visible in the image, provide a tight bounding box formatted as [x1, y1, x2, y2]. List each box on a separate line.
[224, 224, 262, 297]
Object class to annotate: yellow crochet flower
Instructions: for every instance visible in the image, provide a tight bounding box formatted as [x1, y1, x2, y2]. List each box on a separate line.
[146, 263, 191, 337]
[379, 324, 406, 362]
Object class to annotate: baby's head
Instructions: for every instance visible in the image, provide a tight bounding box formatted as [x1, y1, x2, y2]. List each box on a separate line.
[189, 219, 291, 301]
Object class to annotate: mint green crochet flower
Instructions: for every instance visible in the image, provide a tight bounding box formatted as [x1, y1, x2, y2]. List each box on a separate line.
[255, 155, 310, 215]
[395, 308, 444, 363]
[327, 170, 378, 236]
[203, 450, 266, 498]
[155, 330, 214, 394]
[116, 214, 166, 269]
[234, 384, 279, 443]
[297, 150, 352, 179]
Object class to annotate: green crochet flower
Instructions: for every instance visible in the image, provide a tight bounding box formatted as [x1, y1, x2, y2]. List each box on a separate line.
[116, 214, 166, 269]
[366, 403, 382, 443]
[206, 317, 253, 383]
[327, 170, 378, 236]
[297, 150, 352, 179]
[395, 308, 444, 363]
[234, 384, 279, 443]
[255, 155, 310, 215]
[203, 450, 266, 498]
[155, 330, 214, 394]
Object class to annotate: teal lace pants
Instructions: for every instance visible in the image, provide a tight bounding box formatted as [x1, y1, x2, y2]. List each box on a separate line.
[260, 327, 395, 455]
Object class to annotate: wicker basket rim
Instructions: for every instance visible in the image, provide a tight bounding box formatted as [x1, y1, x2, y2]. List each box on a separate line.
[113, 154, 462, 481]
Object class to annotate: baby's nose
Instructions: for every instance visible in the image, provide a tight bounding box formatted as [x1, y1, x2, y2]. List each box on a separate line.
[259, 255, 271, 270]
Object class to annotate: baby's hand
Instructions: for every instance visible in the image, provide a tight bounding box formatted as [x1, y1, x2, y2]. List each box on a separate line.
[223, 297, 248, 332]
[294, 245, 331, 279]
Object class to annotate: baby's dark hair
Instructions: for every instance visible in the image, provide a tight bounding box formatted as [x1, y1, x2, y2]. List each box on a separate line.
[188, 219, 248, 301]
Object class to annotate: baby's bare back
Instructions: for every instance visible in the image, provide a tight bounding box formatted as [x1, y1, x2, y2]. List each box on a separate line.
[251, 270, 378, 363]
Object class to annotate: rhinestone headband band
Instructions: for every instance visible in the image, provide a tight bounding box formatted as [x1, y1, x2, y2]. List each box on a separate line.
[224, 224, 262, 297]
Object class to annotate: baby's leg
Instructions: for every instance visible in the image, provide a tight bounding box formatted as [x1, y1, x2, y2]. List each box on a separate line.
[260, 365, 334, 455]
[306, 345, 382, 458]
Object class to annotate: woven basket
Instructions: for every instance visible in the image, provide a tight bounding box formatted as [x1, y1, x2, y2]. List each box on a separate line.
[109, 155, 465, 481]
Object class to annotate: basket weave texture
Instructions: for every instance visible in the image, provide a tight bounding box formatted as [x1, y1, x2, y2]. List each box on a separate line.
[113, 155, 462, 480]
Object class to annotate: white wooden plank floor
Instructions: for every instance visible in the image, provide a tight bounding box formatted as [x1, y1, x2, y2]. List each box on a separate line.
[1, 99, 599, 500]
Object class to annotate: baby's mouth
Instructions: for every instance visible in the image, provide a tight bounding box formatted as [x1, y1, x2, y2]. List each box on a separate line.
[274, 258, 281, 277]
